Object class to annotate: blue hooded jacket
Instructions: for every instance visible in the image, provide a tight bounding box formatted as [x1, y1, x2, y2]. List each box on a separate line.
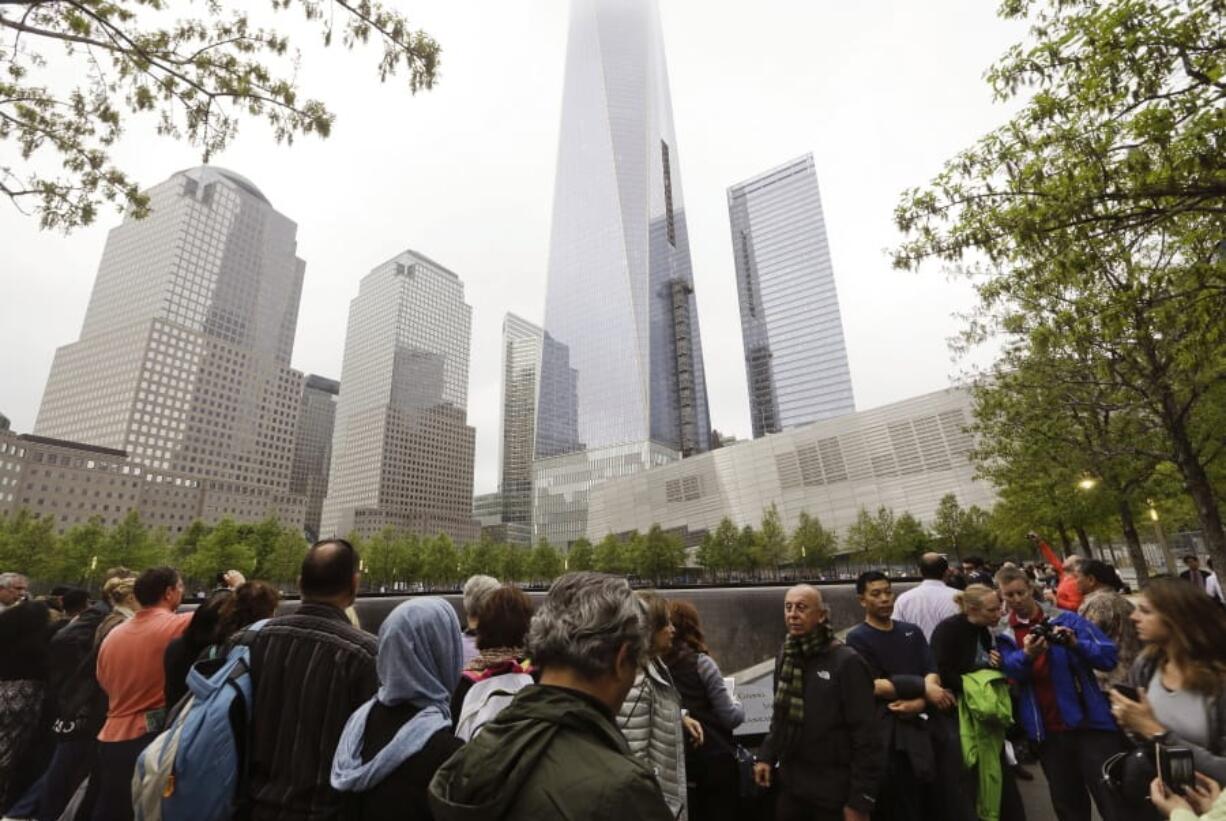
[995, 609, 1118, 742]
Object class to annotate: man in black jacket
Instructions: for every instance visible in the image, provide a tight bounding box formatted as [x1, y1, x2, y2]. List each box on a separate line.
[753, 585, 883, 821]
[245, 539, 378, 821]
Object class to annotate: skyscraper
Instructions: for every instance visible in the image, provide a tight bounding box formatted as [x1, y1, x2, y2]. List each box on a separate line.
[320, 250, 479, 542]
[728, 154, 855, 437]
[290, 374, 340, 540]
[35, 166, 308, 526]
[533, 0, 712, 544]
[498, 314, 542, 534]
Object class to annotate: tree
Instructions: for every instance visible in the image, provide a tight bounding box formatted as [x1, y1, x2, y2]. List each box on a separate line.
[460, 536, 503, 579]
[697, 518, 739, 582]
[0, 509, 57, 579]
[364, 527, 402, 589]
[100, 510, 165, 570]
[529, 539, 563, 583]
[754, 504, 789, 578]
[790, 511, 837, 572]
[889, 513, 933, 564]
[245, 517, 286, 581]
[893, 0, 1226, 572]
[734, 525, 758, 575]
[263, 529, 307, 584]
[970, 348, 1160, 579]
[173, 519, 211, 565]
[631, 524, 686, 586]
[931, 495, 967, 561]
[844, 507, 896, 561]
[593, 533, 627, 575]
[1, 0, 441, 230]
[420, 534, 459, 588]
[183, 517, 255, 582]
[499, 545, 528, 583]
[567, 537, 594, 572]
[51, 516, 107, 584]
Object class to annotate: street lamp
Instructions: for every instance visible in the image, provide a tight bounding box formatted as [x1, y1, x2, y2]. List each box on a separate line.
[1077, 477, 1098, 491]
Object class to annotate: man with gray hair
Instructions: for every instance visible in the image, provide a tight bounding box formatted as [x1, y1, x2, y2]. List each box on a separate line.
[461, 574, 500, 664]
[0, 572, 28, 612]
[429, 572, 672, 821]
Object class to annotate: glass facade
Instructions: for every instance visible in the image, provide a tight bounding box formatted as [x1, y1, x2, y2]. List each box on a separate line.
[728, 154, 855, 437]
[498, 314, 543, 527]
[34, 167, 309, 528]
[290, 374, 340, 540]
[534, 0, 712, 544]
[320, 251, 479, 542]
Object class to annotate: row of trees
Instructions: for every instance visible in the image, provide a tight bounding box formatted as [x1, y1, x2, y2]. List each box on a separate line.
[4, 495, 1011, 592]
[0, 511, 309, 589]
[893, 0, 1226, 583]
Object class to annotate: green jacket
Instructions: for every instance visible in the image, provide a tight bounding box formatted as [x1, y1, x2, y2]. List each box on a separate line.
[428, 684, 674, 821]
[958, 669, 1013, 821]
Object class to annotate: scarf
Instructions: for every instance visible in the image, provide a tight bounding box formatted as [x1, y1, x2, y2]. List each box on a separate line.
[464, 646, 528, 677]
[773, 623, 833, 737]
[331, 598, 462, 793]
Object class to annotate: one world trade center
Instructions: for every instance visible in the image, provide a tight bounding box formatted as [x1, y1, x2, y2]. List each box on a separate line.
[533, 0, 712, 544]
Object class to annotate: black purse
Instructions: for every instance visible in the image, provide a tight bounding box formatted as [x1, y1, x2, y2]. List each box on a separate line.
[1101, 743, 1158, 805]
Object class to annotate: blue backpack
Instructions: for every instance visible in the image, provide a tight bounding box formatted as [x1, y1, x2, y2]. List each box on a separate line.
[132, 620, 268, 821]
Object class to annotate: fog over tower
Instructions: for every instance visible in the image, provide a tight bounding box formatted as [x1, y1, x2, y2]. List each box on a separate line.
[534, 0, 712, 544]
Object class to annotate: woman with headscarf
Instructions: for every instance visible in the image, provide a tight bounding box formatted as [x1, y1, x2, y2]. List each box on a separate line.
[331, 597, 466, 820]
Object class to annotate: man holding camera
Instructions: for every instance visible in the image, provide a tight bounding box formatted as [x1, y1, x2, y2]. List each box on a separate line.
[994, 565, 1127, 821]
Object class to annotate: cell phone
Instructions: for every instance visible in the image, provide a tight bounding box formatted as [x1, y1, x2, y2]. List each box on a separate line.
[1156, 744, 1195, 793]
[1112, 684, 1140, 701]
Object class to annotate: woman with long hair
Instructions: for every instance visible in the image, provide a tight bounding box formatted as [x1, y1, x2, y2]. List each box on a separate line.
[663, 600, 743, 821]
[617, 592, 703, 821]
[1111, 577, 1226, 784]
[452, 584, 535, 740]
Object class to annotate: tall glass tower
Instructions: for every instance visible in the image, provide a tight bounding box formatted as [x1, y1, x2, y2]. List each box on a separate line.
[534, 0, 712, 545]
[728, 154, 855, 437]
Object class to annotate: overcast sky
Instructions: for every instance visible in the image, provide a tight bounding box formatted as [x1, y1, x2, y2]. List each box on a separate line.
[0, 0, 1029, 494]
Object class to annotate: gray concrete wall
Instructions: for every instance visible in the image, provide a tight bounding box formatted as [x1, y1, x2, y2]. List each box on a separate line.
[336, 582, 915, 676]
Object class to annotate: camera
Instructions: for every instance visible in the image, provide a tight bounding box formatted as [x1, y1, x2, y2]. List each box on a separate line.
[1029, 622, 1072, 647]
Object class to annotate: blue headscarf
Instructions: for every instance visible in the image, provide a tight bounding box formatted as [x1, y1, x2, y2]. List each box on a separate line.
[331, 597, 463, 792]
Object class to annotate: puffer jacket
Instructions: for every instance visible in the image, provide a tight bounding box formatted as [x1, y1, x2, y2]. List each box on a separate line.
[617, 659, 687, 820]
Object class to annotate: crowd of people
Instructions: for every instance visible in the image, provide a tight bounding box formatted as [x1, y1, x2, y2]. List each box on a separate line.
[0, 535, 1224, 821]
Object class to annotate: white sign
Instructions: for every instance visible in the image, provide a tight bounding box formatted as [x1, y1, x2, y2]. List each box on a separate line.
[732, 658, 776, 737]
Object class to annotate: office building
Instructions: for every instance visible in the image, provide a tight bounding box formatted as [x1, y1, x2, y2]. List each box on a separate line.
[0, 429, 204, 534]
[728, 154, 855, 437]
[320, 251, 479, 542]
[498, 314, 543, 529]
[290, 375, 340, 540]
[534, 0, 713, 545]
[34, 167, 307, 526]
[586, 387, 994, 545]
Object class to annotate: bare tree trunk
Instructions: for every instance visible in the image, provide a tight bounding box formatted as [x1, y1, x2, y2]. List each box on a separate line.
[1074, 525, 1092, 557]
[1117, 498, 1150, 584]
[1056, 521, 1073, 555]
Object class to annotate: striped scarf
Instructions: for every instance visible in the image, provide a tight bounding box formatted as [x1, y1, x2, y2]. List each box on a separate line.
[773, 623, 833, 741]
